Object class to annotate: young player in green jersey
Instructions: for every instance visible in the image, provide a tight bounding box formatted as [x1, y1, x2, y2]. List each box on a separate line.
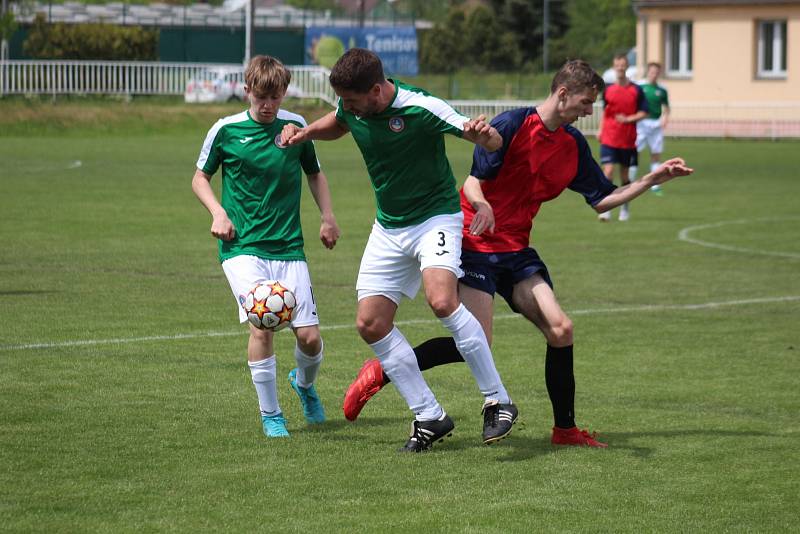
[282, 48, 517, 452]
[192, 55, 340, 438]
[632, 62, 671, 195]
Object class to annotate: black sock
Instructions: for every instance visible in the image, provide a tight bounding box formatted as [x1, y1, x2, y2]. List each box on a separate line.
[545, 344, 575, 429]
[381, 337, 463, 384]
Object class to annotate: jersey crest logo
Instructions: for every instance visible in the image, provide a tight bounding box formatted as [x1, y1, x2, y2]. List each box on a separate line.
[274, 134, 286, 149]
[388, 117, 405, 132]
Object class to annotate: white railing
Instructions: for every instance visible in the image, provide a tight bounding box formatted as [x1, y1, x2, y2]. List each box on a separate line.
[449, 100, 800, 139]
[2, 61, 799, 138]
[0, 60, 338, 106]
[451, 100, 598, 136]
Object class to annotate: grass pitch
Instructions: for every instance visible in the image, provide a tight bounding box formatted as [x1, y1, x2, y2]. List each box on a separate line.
[1, 99, 798, 532]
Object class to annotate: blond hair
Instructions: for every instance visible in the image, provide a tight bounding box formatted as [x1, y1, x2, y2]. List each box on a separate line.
[245, 55, 291, 97]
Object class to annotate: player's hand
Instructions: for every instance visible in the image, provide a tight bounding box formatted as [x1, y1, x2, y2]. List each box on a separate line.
[320, 215, 340, 249]
[211, 211, 235, 241]
[463, 115, 501, 151]
[615, 113, 628, 124]
[463, 114, 492, 137]
[281, 123, 307, 146]
[469, 201, 495, 236]
[651, 157, 694, 184]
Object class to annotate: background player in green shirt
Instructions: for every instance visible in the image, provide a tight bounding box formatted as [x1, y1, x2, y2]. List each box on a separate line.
[632, 62, 671, 195]
[192, 55, 340, 438]
[282, 48, 517, 452]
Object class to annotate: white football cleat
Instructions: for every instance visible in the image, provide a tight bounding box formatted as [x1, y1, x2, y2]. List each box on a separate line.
[619, 204, 630, 222]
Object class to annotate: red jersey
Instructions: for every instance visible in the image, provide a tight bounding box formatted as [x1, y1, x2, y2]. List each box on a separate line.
[461, 108, 616, 253]
[599, 82, 648, 149]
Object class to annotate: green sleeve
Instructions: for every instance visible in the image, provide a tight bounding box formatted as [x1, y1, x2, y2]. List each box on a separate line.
[300, 140, 321, 175]
[200, 127, 223, 175]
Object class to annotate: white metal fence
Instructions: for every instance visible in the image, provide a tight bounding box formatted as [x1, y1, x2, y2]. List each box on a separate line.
[450, 100, 800, 139]
[0, 60, 338, 106]
[2, 61, 800, 138]
[451, 99, 592, 128]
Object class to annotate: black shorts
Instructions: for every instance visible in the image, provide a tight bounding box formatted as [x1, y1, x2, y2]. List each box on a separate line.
[459, 248, 553, 313]
[600, 144, 638, 167]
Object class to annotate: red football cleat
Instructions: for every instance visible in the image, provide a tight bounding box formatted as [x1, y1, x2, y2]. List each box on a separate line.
[551, 426, 608, 448]
[343, 358, 386, 421]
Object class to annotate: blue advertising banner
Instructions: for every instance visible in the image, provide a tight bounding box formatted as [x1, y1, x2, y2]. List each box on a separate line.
[305, 26, 418, 76]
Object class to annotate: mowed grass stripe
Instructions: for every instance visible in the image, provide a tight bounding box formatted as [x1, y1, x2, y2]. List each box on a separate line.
[2, 294, 798, 351]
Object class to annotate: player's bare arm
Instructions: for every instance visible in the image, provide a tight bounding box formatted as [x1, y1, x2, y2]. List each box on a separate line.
[661, 104, 671, 129]
[281, 111, 350, 146]
[594, 158, 693, 213]
[463, 175, 495, 236]
[306, 171, 341, 250]
[191, 168, 236, 241]
[462, 114, 502, 152]
[615, 110, 649, 124]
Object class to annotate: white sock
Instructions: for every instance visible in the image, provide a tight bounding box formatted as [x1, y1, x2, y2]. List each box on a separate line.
[629, 165, 638, 181]
[248, 356, 280, 416]
[650, 162, 660, 173]
[440, 304, 510, 404]
[294, 342, 323, 388]
[370, 327, 442, 421]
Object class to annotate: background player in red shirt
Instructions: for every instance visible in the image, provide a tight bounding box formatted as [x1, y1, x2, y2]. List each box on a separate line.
[342, 60, 693, 447]
[598, 53, 649, 221]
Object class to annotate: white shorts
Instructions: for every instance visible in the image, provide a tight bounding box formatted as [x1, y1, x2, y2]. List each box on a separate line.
[636, 118, 664, 154]
[221, 255, 319, 327]
[356, 213, 464, 304]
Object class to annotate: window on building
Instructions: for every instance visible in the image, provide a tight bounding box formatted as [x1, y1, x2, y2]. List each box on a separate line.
[757, 20, 788, 78]
[664, 21, 693, 77]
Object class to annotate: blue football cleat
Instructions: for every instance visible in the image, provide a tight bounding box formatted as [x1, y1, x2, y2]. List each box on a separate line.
[288, 368, 326, 424]
[261, 413, 289, 438]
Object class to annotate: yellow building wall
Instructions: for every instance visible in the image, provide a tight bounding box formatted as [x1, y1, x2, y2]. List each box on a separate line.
[637, 4, 800, 120]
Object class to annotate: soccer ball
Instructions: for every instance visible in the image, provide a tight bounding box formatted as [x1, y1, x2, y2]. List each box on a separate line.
[243, 281, 296, 331]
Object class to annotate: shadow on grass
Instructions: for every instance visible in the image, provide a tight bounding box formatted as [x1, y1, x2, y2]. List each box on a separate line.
[291, 415, 408, 438]
[494, 427, 778, 462]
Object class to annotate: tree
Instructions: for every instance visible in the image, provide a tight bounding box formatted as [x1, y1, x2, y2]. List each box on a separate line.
[23, 13, 157, 60]
[488, 0, 568, 69]
[464, 5, 521, 71]
[419, 8, 467, 74]
[0, 0, 18, 61]
[552, 0, 636, 70]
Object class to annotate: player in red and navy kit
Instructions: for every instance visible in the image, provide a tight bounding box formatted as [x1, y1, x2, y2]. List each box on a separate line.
[342, 60, 693, 447]
[598, 53, 649, 221]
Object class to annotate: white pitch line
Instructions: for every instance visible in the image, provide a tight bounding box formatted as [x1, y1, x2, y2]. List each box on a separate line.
[678, 217, 800, 259]
[2, 295, 799, 352]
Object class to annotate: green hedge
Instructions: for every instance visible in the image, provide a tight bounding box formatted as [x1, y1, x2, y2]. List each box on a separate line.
[23, 13, 157, 60]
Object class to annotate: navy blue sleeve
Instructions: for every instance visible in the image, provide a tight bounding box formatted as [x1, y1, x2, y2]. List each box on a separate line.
[469, 107, 534, 180]
[636, 84, 649, 114]
[565, 126, 617, 206]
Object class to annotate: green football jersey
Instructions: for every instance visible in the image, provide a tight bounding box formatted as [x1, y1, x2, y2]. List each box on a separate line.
[641, 83, 669, 120]
[335, 80, 468, 229]
[197, 109, 320, 263]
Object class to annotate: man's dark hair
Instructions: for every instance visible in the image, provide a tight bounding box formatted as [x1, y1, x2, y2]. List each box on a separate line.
[329, 48, 385, 93]
[647, 61, 662, 70]
[550, 60, 605, 95]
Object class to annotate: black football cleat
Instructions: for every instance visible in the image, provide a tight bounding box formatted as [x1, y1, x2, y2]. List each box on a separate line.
[398, 413, 455, 453]
[482, 399, 518, 444]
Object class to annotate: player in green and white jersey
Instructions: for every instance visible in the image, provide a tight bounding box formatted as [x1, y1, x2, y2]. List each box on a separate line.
[282, 48, 518, 452]
[192, 55, 340, 439]
[632, 62, 671, 195]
